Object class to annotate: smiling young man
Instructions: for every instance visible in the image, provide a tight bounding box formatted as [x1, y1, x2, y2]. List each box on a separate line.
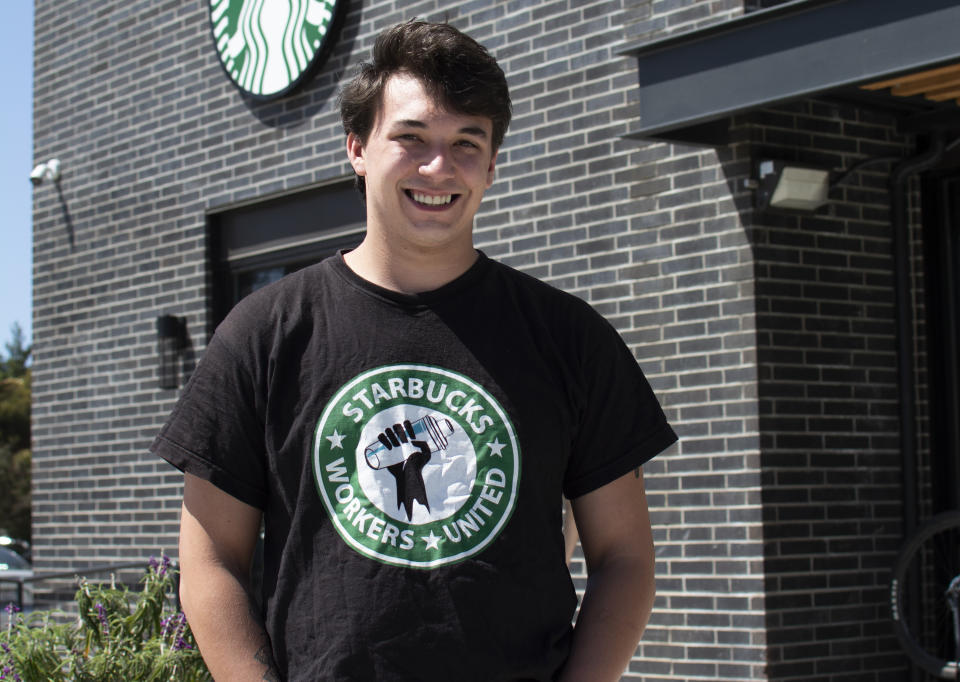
[341, 70, 495, 293]
[154, 20, 677, 682]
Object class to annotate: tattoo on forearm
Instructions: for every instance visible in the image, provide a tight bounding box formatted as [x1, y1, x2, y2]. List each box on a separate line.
[248, 602, 282, 681]
[254, 645, 282, 682]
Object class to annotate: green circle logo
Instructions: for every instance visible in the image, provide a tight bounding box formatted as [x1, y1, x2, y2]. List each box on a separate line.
[208, 0, 344, 99]
[313, 365, 521, 569]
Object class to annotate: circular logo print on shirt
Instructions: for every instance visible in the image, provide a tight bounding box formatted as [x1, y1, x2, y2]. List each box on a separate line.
[313, 365, 520, 569]
[208, 0, 344, 99]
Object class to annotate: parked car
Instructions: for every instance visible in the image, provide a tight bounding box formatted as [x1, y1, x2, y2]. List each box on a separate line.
[0, 546, 33, 609]
[0, 536, 31, 563]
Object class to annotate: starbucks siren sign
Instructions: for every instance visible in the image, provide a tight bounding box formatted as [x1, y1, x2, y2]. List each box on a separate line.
[208, 0, 343, 99]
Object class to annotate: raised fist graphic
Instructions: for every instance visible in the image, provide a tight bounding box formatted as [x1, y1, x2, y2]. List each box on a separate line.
[374, 420, 432, 521]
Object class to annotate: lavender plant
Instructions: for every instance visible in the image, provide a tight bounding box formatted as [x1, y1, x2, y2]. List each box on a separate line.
[0, 556, 210, 681]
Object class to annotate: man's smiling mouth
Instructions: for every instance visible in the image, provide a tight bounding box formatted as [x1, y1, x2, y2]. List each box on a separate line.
[407, 190, 457, 207]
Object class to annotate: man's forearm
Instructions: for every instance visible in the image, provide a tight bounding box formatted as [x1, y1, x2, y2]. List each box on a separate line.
[181, 563, 280, 681]
[559, 555, 655, 682]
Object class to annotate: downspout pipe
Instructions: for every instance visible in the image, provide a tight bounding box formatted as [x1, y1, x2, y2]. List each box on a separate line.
[889, 132, 945, 540]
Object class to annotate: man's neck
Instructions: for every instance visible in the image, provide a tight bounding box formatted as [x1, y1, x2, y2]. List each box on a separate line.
[343, 239, 479, 294]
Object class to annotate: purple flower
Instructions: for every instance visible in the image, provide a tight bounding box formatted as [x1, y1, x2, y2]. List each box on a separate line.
[95, 602, 109, 635]
[2, 604, 18, 616]
[172, 612, 187, 638]
[173, 636, 193, 651]
[160, 614, 177, 638]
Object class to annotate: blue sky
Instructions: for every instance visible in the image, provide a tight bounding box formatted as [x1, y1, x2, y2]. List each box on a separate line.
[0, 4, 32, 349]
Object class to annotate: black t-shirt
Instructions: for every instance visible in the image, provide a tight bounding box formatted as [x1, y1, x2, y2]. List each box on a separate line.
[152, 251, 677, 681]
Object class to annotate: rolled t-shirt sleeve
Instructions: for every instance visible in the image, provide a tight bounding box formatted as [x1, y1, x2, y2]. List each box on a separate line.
[151, 332, 268, 509]
[562, 312, 677, 499]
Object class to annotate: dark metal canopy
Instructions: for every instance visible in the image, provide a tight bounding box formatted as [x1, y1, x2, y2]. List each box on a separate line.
[622, 0, 960, 144]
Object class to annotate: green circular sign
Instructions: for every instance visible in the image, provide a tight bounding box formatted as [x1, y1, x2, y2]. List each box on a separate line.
[313, 365, 521, 569]
[208, 0, 344, 99]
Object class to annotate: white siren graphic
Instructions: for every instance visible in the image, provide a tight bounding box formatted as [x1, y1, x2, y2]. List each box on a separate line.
[209, 0, 343, 99]
[363, 415, 456, 521]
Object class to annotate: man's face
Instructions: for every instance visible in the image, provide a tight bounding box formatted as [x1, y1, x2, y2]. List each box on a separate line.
[346, 72, 498, 256]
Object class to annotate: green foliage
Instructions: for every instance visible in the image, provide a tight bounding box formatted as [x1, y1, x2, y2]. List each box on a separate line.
[0, 377, 29, 456]
[0, 444, 29, 542]
[0, 557, 211, 682]
[0, 323, 31, 542]
[0, 324, 30, 382]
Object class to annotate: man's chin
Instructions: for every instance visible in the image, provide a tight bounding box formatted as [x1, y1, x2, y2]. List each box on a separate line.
[397, 223, 474, 251]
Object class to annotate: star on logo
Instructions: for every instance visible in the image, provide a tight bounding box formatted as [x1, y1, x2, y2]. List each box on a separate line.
[421, 530, 441, 551]
[487, 438, 506, 457]
[326, 429, 346, 449]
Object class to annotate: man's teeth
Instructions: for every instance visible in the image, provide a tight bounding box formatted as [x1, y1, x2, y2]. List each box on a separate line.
[411, 192, 453, 206]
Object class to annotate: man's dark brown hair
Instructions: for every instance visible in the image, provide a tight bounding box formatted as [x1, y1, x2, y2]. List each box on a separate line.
[339, 20, 512, 196]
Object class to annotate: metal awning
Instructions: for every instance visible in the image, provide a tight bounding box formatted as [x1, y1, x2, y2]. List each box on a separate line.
[622, 0, 960, 144]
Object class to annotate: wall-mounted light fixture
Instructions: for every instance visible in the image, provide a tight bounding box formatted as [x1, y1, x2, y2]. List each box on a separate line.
[30, 158, 61, 186]
[755, 160, 830, 212]
[157, 315, 187, 390]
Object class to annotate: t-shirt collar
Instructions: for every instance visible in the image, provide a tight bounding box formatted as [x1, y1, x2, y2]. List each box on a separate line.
[332, 249, 490, 307]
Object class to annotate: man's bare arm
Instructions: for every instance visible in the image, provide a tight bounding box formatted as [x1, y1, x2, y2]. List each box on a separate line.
[559, 468, 656, 682]
[179, 473, 280, 681]
[562, 498, 579, 565]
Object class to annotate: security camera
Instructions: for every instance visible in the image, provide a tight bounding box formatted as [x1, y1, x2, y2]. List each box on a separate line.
[30, 164, 47, 186]
[29, 158, 61, 186]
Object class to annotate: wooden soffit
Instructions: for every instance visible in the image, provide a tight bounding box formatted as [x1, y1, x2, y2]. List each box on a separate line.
[861, 62, 960, 108]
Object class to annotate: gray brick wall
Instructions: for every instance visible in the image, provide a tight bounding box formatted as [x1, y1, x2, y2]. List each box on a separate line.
[625, 0, 743, 44]
[616, 1, 768, 678]
[731, 100, 918, 680]
[32, 1, 216, 575]
[31, 0, 930, 680]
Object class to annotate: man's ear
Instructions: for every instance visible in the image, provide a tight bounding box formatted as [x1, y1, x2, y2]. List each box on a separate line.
[346, 132, 366, 176]
[485, 149, 498, 189]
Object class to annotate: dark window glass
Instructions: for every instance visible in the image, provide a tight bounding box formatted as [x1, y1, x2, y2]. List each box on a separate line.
[744, 0, 793, 10]
[208, 180, 365, 333]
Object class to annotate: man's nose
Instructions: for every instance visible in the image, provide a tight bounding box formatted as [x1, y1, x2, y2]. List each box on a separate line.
[419, 148, 454, 178]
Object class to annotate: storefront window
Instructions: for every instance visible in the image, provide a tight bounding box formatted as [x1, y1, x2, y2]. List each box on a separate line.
[744, 0, 793, 10]
[208, 180, 365, 331]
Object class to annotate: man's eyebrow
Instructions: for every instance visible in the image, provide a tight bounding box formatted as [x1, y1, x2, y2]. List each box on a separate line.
[393, 119, 489, 139]
[458, 125, 489, 139]
[394, 119, 428, 129]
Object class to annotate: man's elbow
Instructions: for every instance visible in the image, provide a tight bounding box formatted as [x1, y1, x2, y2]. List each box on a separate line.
[606, 549, 657, 625]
